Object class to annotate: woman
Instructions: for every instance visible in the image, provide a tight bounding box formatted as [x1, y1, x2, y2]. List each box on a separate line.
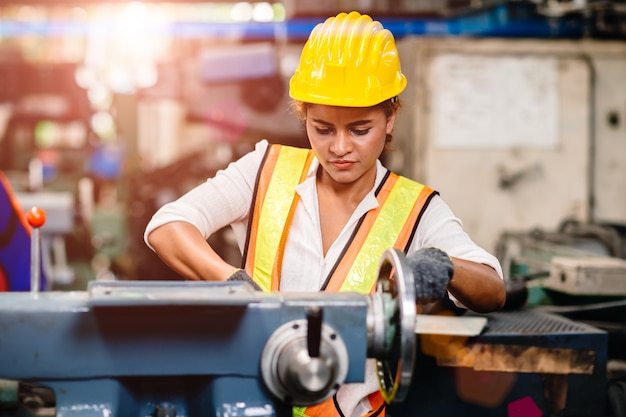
[145, 11, 505, 417]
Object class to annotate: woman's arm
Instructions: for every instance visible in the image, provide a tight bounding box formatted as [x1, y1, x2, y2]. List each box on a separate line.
[411, 195, 506, 313]
[408, 247, 505, 314]
[448, 258, 505, 313]
[144, 141, 270, 281]
[148, 221, 236, 281]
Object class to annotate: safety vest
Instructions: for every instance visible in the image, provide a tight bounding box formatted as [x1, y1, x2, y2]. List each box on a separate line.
[242, 144, 436, 416]
[293, 391, 386, 417]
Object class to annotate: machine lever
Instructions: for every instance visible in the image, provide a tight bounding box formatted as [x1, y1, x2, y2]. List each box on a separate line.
[26, 207, 46, 294]
[306, 305, 323, 358]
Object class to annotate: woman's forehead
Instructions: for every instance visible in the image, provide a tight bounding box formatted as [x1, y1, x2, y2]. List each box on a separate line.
[306, 104, 385, 122]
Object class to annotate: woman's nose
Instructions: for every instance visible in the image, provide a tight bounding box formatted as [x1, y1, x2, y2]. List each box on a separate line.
[330, 131, 351, 156]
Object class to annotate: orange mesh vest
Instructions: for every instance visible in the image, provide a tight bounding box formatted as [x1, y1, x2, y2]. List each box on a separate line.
[242, 144, 437, 416]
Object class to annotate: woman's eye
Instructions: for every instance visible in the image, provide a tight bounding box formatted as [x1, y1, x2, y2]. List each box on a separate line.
[315, 127, 333, 135]
[352, 128, 370, 136]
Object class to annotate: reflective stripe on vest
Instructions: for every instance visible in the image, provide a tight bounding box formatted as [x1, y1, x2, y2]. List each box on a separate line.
[243, 144, 314, 291]
[243, 143, 436, 295]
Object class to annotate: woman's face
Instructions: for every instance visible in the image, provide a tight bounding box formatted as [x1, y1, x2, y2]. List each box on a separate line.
[306, 104, 396, 188]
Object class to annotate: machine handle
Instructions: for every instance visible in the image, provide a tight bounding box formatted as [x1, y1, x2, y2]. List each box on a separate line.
[306, 305, 323, 358]
[26, 207, 46, 294]
[374, 248, 417, 404]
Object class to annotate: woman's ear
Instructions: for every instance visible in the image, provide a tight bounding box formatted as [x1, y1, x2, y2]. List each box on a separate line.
[386, 112, 397, 135]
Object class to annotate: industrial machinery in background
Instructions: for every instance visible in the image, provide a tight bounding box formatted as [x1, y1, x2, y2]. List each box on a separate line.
[0, 56, 129, 289]
[496, 218, 626, 416]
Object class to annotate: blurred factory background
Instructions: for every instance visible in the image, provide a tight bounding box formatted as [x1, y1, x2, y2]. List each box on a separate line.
[2, 0, 626, 286]
[1, 0, 626, 415]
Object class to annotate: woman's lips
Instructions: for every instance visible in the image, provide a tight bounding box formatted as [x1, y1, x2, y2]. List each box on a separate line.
[331, 160, 355, 170]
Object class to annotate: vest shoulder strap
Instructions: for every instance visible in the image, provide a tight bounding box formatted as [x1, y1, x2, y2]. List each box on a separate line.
[243, 144, 313, 291]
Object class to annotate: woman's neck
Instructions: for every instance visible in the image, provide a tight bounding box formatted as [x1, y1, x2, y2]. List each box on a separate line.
[316, 164, 377, 207]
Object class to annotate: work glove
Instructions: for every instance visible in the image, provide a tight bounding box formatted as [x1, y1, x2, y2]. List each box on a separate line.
[226, 269, 262, 291]
[406, 247, 454, 304]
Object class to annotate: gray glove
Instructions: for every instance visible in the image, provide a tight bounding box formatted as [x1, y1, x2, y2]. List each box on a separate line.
[406, 247, 454, 303]
[226, 269, 262, 291]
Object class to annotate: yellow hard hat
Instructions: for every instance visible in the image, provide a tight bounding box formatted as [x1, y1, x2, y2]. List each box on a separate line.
[289, 11, 407, 107]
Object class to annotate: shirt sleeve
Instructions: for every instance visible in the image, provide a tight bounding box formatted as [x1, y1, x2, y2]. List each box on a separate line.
[143, 140, 269, 250]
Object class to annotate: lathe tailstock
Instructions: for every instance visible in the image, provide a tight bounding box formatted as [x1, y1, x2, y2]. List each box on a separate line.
[0, 249, 416, 417]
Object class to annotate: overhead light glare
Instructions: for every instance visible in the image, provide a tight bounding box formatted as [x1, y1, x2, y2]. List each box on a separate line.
[252, 2, 274, 22]
[231, 2, 253, 22]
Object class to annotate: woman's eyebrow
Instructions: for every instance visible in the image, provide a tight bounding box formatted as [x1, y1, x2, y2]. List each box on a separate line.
[310, 118, 333, 126]
[310, 118, 373, 126]
[347, 119, 373, 127]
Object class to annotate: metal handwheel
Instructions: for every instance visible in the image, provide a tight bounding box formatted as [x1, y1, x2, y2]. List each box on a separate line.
[374, 248, 417, 403]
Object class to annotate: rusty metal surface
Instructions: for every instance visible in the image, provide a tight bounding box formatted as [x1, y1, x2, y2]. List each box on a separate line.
[434, 343, 597, 374]
[419, 309, 607, 375]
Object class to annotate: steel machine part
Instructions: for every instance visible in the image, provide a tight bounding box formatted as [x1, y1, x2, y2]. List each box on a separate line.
[367, 248, 416, 403]
[260, 306, 349, 406]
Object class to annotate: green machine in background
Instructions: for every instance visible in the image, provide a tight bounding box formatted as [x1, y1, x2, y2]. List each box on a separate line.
[496, 219, 626, 307]
[495, 219, 626, 415]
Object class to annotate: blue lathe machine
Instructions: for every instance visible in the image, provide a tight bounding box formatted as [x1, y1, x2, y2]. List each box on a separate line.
[0, 210, 417, 417]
